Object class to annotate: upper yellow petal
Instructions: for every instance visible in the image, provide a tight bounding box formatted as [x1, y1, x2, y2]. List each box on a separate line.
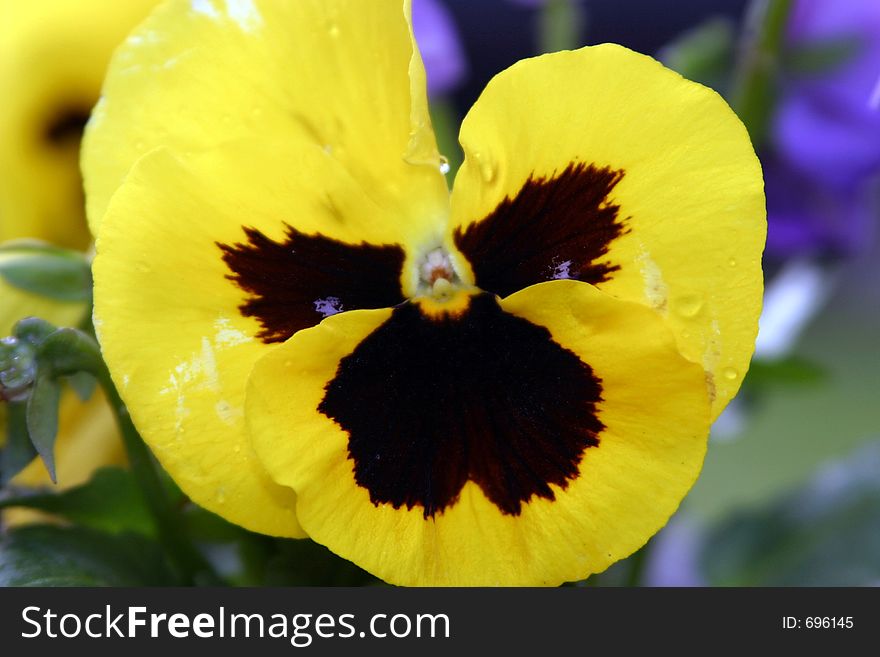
[449, 44, 765, 420]
[83, 0, 448, 246]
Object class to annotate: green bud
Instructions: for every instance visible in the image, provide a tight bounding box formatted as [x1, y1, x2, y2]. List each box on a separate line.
[0, 336, 37, 402]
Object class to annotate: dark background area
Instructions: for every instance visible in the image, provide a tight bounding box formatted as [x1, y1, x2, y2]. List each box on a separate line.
[444, 0, 748, 112]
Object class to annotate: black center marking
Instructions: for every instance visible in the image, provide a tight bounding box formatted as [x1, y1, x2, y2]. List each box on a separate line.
[219, 225, 406, 343]
[319, 293, 604, 518]
[455, 162, 629, 298]
[44, 107, 90, 146]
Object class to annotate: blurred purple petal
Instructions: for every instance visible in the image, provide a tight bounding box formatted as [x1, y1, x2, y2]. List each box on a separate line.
[773, 94, 880, 189]
[643, 514, 706, 587]
[773, 0, 880, 188]
[765, 157, 877, 259]
[412, 0, 467, 96]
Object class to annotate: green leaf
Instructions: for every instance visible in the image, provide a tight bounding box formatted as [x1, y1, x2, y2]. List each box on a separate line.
[24, 372, 61, 483]
[0, 525, 178, 586]
[0, 244, 91, 302]
[0, 402, 37, 485]
[263, 538, 380, 586]
[65, 371, 97, 402]
[744, 355, 827, 391]
[700, 439, 880, 586]
[658, 17, 736, 91]
[0, 467, 156, 536]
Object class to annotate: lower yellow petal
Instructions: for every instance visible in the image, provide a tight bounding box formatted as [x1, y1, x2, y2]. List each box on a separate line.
[247, 280, 709, 585]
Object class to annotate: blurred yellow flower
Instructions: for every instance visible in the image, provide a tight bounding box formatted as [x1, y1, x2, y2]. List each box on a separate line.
[0, 0, 158, 249]
[1, 0, 157, 516]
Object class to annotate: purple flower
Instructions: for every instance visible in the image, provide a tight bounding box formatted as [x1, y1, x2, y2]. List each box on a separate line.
[765, 156, 876, 258]
[765, 0, 880, 259]
[412, 0, 467, 96]
[772, 0, 880, 189]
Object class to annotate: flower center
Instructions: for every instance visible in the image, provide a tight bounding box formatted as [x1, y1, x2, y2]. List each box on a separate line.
[416, 247, 464, 302]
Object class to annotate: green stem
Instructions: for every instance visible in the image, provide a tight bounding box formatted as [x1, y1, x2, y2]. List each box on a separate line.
[538, 0, 586, 54]
[99, 367, 219, 585]
[730, 0, 793, 147]
[43, 329, 218, 585]
[624, 544, 648, 587]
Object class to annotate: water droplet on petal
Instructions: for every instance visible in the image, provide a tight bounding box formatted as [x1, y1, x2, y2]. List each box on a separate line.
[439, 155, 450, 175]
[473, 152, 496, 183]
[327, 21, 339, 37]
[723, 367, 738, 381]
[728, 257, 737, 267]
[675, 293, 703, 318]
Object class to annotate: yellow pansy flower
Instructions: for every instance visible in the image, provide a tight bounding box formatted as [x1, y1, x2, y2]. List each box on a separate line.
[84, 0, 765, 585]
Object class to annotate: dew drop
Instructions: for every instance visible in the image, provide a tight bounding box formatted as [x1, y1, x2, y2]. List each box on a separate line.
[233, 444, 241, 454]
[327, 21, 339, 37]
[216, 490, 227, 504]
[675, 293, 703, 318]
[728, 257, 737, 267]
[475, 153, 496, 183]
[722, 367, 738, 381]
[439, 155, 450, 175]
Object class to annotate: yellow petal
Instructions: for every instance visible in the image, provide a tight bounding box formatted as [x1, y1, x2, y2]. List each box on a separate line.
[92, 144, 323, 537]
[449, 44, 765, 420]
[247, 280, 710, 585]
[0, 0, 158, 249]
[83, 0, 447, 251]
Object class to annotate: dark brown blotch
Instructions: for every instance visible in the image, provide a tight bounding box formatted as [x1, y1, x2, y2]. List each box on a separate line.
[454, 162, 629, 298]
[319, 293, 604, 518]
[219, 225, 406, 343]
[44, 106, 91, 146]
